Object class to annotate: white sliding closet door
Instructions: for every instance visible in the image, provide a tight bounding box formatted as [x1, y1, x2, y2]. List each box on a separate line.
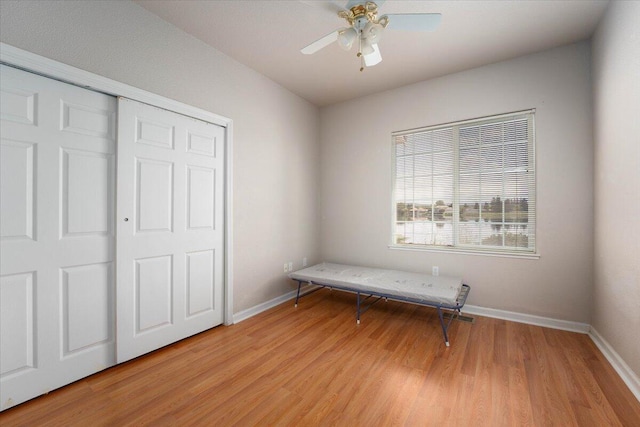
[116, 98, 224, 363]
[0, 65, 116, 410]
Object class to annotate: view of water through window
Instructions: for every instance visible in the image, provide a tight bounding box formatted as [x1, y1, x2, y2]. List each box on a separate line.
[396, 219, 530, 249]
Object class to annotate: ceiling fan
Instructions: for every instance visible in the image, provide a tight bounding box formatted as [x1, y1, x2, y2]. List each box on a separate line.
[301, 0, 442, 71]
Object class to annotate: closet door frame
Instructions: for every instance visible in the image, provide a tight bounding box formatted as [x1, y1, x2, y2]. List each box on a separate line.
[0, 42, 235, 327]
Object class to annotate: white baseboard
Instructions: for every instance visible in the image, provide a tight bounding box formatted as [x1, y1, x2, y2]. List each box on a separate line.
[233, 286, 310, 324]
[462, 304, 591, 333]
[234, 293, 592, 333]
[589, 327, 640, 402]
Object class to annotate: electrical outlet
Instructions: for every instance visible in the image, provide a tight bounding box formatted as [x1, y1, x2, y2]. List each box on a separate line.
[284, 263, 288, 273]
[432, 266, 439, 276]
[303, 257, 308, 267]
[288, 261, 293, 272]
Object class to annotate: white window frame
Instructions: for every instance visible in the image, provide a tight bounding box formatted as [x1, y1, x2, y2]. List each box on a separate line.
[390, 110, 538, 259]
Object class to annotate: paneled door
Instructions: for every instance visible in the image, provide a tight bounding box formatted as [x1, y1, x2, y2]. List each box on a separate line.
[0, 65, 116, 410]
[116, 98, 225, 363]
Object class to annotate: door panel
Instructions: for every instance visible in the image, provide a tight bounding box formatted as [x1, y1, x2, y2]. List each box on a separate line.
[187, 166, 216, 229]
[186, 249, 215, 316]
[0, 272, 36, 376]
[136, 158, 174, 232]
[0, 140, 35, 240]
[0, 65, 116, 410]
[61, 262, 113, 354]
[116, 98, 224, 363]
[62, 149, 113, 236]
[135, 255, 173, 332]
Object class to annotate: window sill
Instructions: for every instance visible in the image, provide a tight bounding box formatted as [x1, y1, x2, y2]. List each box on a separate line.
[388, 244, 540, 260]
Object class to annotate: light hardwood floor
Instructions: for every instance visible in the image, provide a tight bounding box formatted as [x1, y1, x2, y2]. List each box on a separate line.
[1, 288, 639, 426]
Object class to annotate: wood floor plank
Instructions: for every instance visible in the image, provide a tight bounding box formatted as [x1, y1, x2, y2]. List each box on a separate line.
[529, 325, 581, 426]
[507, 365, 535, 426]
[585, 348, 640, 426]
[564, 335, 624, 426]
[1, 289, 639, 426]
[377, 367, 428, 426]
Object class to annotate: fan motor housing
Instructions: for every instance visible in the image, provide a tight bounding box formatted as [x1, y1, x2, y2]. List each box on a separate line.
[339, 1, 380, 27]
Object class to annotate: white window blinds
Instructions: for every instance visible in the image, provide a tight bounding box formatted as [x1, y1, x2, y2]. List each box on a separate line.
[393, 110, 535, 254]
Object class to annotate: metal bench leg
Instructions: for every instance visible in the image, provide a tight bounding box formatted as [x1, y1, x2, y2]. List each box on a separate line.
[294, 280, 302, 307]
[437, 307, 450, 347]
[356, 292, 361, 325]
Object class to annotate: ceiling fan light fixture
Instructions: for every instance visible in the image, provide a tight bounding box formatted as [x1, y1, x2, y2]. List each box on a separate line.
[363, 21, 384, 44]
[337, 27, 358, 50]
[360, 37, 375, 55]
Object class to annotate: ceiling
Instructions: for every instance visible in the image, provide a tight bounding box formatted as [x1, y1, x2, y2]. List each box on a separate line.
[135, 0, 609, 107]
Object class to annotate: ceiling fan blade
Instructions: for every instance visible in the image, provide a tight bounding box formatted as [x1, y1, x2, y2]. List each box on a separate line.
[363, 44, 382, 67]
[301, 30, 340, 54]
[385, 13, 442, 32]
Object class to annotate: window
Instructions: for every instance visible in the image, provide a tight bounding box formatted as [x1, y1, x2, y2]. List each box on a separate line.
[392, 110, 535, 255]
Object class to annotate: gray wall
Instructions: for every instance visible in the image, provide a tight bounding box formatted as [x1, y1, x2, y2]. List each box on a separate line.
[0, 0, 321, 313]
[592, 0, 640, 377]
[320, 42, 594, 323]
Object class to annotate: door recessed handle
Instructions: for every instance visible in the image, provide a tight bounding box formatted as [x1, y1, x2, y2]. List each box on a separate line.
[124, 218, 129, 222]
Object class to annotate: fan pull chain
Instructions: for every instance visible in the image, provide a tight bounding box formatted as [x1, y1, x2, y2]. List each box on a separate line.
[357, 30, 364, 72]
